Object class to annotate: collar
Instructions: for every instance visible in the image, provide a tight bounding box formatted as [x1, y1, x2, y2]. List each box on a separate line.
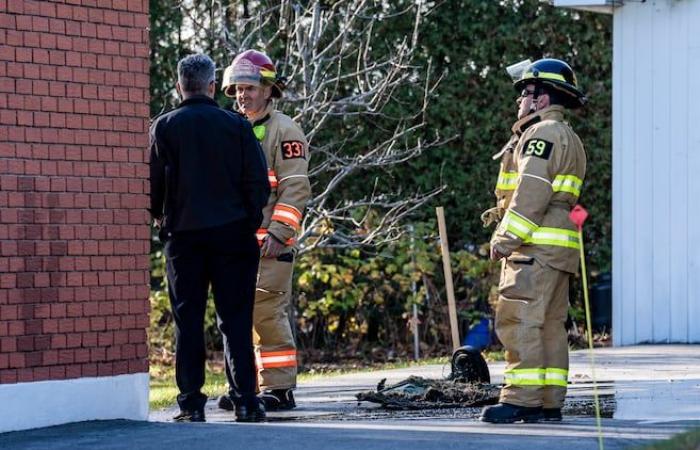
[177, 95, 219, 108]
[245, 103, 275, 126]
[511, 105, 565, 135]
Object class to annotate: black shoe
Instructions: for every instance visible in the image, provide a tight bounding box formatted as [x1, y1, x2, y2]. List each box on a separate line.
[173, 409, 205, 422]
[542, 408, 562, 422]
[259, 389, 296, 411]
[235, 398, 266, 423]
[217, 394, 234, 411]
[480, 403, 543, 424]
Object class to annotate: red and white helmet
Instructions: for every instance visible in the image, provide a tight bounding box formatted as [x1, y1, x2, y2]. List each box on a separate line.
[222, 50, 284, 98]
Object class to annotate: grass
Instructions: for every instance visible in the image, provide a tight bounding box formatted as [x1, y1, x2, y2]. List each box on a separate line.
[149, 350, 504, 410]
[636, 428, 700, 450]
[150, 362, 229, 410]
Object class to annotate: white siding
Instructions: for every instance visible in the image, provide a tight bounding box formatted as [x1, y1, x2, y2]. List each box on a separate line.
[613, 0, 700, 345]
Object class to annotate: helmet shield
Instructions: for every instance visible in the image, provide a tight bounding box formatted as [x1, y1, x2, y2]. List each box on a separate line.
[506, 59, 532, 82]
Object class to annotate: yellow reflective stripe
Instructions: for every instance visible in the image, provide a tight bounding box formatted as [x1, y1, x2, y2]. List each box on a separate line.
[504, 368, 545, 386]
[496, 171, 518, 191]
[545, 368, 568, 387]
[502, 210, 538, 240]
[552, 174, 583, 197]
[522, 71, 567, 83]
[525, 227, 580, 249]
[260, 68, 276, 79]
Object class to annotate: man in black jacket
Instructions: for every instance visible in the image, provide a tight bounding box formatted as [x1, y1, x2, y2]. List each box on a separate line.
[149, 53, 270, 423]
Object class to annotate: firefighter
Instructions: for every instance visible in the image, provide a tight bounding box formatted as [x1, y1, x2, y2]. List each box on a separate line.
[217, 50, 311, 411]
[480, 58, 587, 424]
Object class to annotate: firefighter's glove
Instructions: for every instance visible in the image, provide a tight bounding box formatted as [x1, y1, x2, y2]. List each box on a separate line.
[480, 207, 504, 228]
[489, 244, 507, 261]
[261, 233, 286, 258]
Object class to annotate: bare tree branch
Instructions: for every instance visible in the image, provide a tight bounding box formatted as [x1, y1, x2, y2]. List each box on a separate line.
[184, 0, 449, 252]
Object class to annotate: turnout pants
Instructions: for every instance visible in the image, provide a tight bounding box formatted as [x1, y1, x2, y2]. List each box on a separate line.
[165, 220, 259, 411]
[495, 255, 570, 409]
[223, 253, 297, 391]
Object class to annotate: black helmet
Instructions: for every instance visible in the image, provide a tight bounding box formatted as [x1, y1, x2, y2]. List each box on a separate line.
[513, 58, 587, 109]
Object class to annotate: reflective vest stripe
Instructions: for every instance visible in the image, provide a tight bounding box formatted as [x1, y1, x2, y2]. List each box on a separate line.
[525, 227, 580, 249]
[501, 210, 538, 240]
[268, 169, 278, 188]
[504, 367, 568, 387]
[271, 203, 302, 230]
[259, 350, 297, 369]
[545, 368, 568, 387]
[496, 171, 518, 191]
[552, 174, 582, 197]
[504, 368, 545, 386]
[255, 228, 295, 247]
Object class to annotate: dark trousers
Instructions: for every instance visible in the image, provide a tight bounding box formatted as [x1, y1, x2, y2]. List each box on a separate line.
[164, 220, 259, 411]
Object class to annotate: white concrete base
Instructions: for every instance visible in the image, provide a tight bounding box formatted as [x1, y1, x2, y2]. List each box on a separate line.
[0, 372, 149, 433]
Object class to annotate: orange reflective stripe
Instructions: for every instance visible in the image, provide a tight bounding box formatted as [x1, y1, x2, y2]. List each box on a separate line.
[268, 169, 278, 188]
[259, 349, 297, 369]
[255, 228, 268, 246]
[271, 203, 302, 230]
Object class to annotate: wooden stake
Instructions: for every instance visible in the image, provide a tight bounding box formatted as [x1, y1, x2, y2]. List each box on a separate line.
[436, 206, 460, 352]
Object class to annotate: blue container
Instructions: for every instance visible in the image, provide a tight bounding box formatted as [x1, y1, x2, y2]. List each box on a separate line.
[463, 318, 491, 350]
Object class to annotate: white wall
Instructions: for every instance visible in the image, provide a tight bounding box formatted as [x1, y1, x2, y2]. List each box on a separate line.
[613, 0, 700, 345]
[0, 373, 149, 433]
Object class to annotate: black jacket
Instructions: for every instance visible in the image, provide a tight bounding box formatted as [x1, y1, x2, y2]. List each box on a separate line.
[149, 95, 270, 232]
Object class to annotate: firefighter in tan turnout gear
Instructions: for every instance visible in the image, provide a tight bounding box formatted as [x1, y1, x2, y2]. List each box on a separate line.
[218, 50, 311, 411]
[480, 58, 587, 424]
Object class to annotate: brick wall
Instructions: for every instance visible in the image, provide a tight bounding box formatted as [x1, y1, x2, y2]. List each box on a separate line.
[0, 0, 150, 384]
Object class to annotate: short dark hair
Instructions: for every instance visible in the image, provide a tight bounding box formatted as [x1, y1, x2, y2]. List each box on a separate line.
[177, 54, 216, 95]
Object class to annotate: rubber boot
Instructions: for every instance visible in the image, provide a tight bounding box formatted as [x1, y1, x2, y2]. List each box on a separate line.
[259, 388, 296, 411]
[480, 402, 544, 423]
[542, 408, 562, 422]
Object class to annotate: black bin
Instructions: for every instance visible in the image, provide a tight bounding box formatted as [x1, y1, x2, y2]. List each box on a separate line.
[590, 272, 612, 332]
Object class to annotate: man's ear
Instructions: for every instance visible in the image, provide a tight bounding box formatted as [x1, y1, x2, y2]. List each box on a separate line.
[537, 93, 550, 109]
[263, 85, 273, 102]
[175, 81, 182, 99]
[207, 80, 216, 97]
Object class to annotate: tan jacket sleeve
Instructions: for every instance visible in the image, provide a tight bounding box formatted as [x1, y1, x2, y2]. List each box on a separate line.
[490, 123, 562, 256]
[267, 121, 311, 244]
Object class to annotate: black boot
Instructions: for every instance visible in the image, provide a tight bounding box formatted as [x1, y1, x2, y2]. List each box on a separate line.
[217, 395, 234, 411]
[480, 402, 543, 423]
[173, 409, 205, 423]
[542, 408, 562, 422]
[259, 389, 296, 411]
[235, 397, 267, 423]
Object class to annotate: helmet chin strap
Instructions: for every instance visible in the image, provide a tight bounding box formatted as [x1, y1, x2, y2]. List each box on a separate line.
[528, 84, 543, 115]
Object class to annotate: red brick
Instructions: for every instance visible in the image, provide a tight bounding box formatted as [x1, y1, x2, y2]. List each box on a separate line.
[49, 365, 66, 379]
[9, 353, 25, 368]
[17, 368, 34, 382]
[34, 335, 51, 351]
[0, 370, 18, 384]
[0, 337, 17, 352]
[58, 349, 74, 365]
[25, 351, 42, 367]
[66, 364, 80, 379]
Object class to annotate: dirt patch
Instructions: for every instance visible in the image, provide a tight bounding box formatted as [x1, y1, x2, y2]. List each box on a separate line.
[356, 376, 500, 410]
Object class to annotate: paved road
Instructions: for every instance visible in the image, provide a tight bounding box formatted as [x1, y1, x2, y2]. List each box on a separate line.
[2, 345, 699, 450]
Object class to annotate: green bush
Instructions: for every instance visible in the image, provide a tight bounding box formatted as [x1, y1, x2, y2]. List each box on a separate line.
[149, 222, 500, 362]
